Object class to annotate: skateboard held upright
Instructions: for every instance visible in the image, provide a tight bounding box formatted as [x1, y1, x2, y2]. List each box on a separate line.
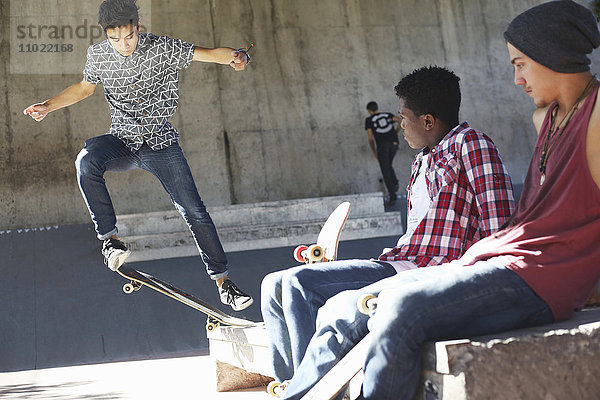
[298, 293, 379, 400]
[293, 201, 351, 264]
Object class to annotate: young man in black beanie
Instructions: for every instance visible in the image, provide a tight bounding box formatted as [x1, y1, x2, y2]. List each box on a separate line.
[279, 2, 600, 399]
[23, 0, 253, 311]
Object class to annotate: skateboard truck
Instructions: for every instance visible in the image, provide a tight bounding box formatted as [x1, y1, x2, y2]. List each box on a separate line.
[123, 280, 143, 294]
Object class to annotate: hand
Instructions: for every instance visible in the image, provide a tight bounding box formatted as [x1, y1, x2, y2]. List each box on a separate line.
[229, 50, 248, 71]
[23, 103, 50, 122]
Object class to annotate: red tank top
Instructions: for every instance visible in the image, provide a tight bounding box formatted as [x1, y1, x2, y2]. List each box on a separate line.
[460, 84, 600, 321]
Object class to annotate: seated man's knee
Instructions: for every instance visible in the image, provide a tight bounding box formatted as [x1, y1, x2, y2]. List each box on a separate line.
[317, 290, 360, 324]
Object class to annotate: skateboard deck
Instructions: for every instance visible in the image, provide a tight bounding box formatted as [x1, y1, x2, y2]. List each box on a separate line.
[300, 334, 371, 400]
[299, 293, 378, 400]
[294, 202, 351, 263]
[116, 265, 257, 332]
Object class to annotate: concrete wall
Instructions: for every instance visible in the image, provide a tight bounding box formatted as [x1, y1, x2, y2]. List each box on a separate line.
[1, 0, 598, 230]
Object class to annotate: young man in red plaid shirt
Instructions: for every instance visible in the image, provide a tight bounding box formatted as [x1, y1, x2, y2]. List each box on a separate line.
[261, 66, 515, 389]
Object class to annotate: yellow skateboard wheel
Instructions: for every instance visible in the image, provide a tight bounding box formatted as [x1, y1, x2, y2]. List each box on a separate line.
[306, 244, 324, 263]
[357, 293, 377, 315]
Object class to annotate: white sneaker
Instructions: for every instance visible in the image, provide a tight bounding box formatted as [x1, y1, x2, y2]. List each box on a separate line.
[102, 238, 131, 271]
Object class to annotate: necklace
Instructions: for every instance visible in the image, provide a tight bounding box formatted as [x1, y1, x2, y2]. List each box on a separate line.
[538, 75, 597, 185]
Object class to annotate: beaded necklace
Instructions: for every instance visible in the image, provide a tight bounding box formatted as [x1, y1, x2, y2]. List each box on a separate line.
[539, 76, 598, 185]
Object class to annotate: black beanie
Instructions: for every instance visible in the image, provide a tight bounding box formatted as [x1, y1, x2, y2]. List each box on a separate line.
[504, 0, 600, 73]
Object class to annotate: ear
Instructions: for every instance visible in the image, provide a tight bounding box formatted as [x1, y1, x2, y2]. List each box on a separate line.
[423, 114, 435, 130]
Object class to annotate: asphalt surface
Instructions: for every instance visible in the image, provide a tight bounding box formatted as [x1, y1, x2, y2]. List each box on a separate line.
[0, 222, 398, 373]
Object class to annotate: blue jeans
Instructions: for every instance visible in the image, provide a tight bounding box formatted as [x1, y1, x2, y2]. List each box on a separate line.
[282, 259, 554, 400]
[75, 134, 228, 279]
[260, 259, 397, 381]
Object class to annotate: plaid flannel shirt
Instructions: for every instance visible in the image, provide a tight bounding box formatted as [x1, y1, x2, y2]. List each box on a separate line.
[379, 122, 515, 266]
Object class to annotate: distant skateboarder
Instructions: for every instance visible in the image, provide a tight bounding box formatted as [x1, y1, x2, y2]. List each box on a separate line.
[365, 101, 402, 205]
[23, 0, 253, 311]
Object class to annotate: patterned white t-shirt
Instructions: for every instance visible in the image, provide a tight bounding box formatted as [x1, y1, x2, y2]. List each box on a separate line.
[83, 32, 195, 151]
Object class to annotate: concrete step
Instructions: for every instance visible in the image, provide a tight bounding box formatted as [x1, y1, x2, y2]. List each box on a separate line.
[117, 192, 387, 237]
[118, 193, 404, 262]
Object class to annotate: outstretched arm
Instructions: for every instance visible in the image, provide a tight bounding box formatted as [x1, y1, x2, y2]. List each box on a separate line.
[192, 46, 249, 71]
[23, 79, 96, 122]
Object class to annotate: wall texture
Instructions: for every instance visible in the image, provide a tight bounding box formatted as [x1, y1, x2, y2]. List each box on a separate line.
[1, 0, 598, 229]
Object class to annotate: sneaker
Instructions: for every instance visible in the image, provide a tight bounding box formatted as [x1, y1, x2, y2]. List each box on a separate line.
[102, 237, 131, 271]
[219, 279, 254, 311]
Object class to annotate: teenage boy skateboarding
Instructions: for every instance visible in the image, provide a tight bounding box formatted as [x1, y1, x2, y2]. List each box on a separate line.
[23, 0, 253, 311]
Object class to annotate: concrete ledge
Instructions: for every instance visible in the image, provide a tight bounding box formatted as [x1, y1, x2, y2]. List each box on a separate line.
[208, 308, 600, 396]
[416, 307, 600, 400]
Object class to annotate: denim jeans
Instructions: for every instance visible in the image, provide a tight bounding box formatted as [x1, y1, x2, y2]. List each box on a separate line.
[75, 134, 228, 279]
[260, 259, 396, 381]
[282, 259, 554, 400]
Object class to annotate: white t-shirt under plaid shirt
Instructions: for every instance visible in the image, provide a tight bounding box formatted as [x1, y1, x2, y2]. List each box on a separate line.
[83, 32, 195, 151]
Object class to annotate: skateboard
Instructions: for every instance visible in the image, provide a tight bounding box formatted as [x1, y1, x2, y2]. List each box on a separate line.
[293, 202, 351, 264]
[298, 294, 379, 400]
[116, 265, 257, 332]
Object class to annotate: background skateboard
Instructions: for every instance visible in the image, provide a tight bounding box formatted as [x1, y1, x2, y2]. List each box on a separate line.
[294, 201, 351, 263]
[117, 265, 258, 332]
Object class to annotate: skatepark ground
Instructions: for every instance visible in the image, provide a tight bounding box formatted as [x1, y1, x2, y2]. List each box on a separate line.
[0, 207, 401, 398]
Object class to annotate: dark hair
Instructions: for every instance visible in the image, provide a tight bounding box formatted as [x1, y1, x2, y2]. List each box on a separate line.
[366, 101, 378, 112]
[394, 66, 461, 128]
[98, 0, 139, 32]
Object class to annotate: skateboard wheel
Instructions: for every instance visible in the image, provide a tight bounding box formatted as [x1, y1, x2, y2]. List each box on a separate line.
[267, 381, 281, 396]
[357, 293, 377, 315]
[206, 317, 220, 332]
[123, 283, 135, 294]
[307, 244, 324, 263]
[206, 322, 218, 332]
[293, 245, 308, 263]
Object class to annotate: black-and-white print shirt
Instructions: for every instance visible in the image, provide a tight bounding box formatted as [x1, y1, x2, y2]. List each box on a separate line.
[83, 32, 195, 151]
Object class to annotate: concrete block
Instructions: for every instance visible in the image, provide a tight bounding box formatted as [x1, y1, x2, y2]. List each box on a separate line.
[209, 323, 274, 392]
[208, 323, 272, 377]
[416, 307, 600, 400]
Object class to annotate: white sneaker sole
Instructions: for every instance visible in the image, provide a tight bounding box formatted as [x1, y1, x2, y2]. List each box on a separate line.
[108, 250, 131, 271]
